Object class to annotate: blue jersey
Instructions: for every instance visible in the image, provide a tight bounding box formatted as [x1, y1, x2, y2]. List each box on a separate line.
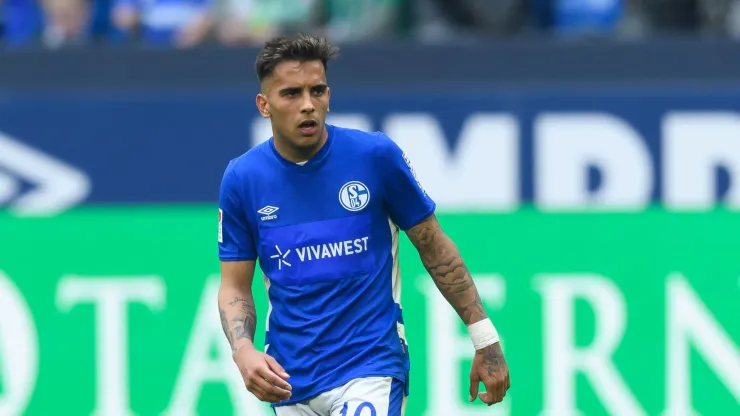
[218, 125, 435, 406]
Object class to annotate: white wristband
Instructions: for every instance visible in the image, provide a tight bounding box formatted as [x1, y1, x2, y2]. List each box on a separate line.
[467, 318, 500, 350]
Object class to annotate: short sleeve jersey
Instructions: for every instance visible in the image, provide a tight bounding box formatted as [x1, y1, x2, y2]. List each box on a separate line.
[218, 125, 435, 406]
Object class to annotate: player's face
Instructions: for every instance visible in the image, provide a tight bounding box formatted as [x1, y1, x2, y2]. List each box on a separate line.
[257, 60, 331, 158]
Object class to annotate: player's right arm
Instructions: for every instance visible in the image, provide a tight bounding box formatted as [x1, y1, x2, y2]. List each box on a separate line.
[218, 261, 292, 403]
[218, 162, 292, 403]
[218, 261, 257, 352]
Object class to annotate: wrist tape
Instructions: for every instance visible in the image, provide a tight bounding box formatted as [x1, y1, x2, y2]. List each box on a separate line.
[467, 318, 499, 350]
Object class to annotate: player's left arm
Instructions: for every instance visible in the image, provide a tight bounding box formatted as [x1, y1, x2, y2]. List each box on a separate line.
[406, 215, 510, 405]
[405, 215, 486, 324]
[375, 132, 510, 406]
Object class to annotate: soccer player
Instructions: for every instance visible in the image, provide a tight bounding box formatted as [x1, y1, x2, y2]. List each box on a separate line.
[217, 34, 510, 416]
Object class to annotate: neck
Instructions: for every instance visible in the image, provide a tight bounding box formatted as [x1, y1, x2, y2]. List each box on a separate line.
[273, 125, 328, 163]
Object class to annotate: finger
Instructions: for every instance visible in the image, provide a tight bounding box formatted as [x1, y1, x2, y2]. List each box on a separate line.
[499, 374, 509, 400]
[496, 382, 506, 404]
[250, 377, 291, 402]
[252, 373, 292, 401]
[257, 365, 293, 391]
[249, 382, 286, 403]
[499, 369, 511, 400]
[486, 377, 506, 405]
[469, 371, 481, 402]
[479, 391, 502, 407]
[478, 378, 503, 406]
[265, 355, 291, 379]
[247, 384, 266, 402]
[485, 377, 498, 404]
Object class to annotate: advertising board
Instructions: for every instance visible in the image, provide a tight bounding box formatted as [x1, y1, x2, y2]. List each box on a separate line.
[1, 208, 738, 415]
[2, 89, 740, 215]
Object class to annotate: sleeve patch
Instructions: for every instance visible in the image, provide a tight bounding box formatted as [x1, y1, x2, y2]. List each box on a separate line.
[402, 152, 426, 194]
[218, 208, 223, 243]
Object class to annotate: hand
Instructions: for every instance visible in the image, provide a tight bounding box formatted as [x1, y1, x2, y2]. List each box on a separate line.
[469, 342, 510, 406]
[233, 345, 292, 403]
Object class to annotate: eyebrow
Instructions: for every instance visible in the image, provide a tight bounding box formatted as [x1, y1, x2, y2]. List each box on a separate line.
[278, 84, 328, 95]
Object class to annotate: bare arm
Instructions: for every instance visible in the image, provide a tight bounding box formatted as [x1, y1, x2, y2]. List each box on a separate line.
[405, 214, 487, 325]
[219, 260, 292, 403]
[218, 260, 257, 353]
[406, 213, 510, 405]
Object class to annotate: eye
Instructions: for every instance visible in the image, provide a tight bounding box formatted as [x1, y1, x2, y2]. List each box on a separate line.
[311, 86, 327, 96]
[281, 89, 301, 98]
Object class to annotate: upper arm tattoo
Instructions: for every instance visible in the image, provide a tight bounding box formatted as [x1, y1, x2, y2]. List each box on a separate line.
[406, 215, 487, 325]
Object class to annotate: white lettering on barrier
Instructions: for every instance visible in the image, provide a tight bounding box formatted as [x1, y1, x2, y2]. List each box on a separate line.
[252, 111, 740, 212]
[664, 112, 740, 211]
[56, 276, 166, 416]
[0, 270, 38, 416]
[419, 275, 511, 416]
[4, 270, 727, 414]
[165, 276, 269, 416]
[533, 274, 646, 416]
[384, 113, 519, 211]
[664, 273, 740, 416]
[535, 113, 652, 211]
[253, 113, 519, 211]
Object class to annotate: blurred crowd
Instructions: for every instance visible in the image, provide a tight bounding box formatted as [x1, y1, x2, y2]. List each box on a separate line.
[2, 0, 740, 49]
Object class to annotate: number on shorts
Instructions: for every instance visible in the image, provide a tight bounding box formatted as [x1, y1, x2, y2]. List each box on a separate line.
[340, 401, 377, 416]
[355, 402, 377, 416]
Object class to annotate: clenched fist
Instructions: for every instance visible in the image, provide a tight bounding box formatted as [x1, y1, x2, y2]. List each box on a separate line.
[234, 345, 293, 403]
[469, 342, 510, 406]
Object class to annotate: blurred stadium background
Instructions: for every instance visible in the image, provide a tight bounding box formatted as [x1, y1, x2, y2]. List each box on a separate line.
[1, 0, 740, 415]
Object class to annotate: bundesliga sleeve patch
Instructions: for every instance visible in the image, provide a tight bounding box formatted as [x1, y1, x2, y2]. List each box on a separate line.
[402, 152, 426, 194]
[218, 208, 223, 243]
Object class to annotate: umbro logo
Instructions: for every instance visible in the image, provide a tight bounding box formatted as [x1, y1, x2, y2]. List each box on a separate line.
[0, 130, 91, 216]
[257, 205, 279, 221]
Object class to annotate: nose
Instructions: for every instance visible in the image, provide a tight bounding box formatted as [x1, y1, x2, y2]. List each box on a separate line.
[300, 91, 315, 114]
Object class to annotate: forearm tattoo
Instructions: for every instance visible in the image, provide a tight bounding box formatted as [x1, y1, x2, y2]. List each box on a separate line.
[406, 215, 488, 325]
[219, 296, 257, 351]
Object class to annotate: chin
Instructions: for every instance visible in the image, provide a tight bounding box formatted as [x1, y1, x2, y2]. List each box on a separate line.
[295, 127, 323, 144]
[292, 135, 321, 149]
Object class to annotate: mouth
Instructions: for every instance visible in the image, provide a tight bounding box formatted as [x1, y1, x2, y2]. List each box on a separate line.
[298, 120, 319, 135]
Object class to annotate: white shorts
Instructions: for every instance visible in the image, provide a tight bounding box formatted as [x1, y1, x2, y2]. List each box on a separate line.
[274, 377, 406, 416]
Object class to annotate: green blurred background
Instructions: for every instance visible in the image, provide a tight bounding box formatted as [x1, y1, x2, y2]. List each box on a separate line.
[2, 207, 738, 415]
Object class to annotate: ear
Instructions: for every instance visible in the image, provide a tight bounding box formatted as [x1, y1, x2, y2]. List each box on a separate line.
[256, 93, 271, 118]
